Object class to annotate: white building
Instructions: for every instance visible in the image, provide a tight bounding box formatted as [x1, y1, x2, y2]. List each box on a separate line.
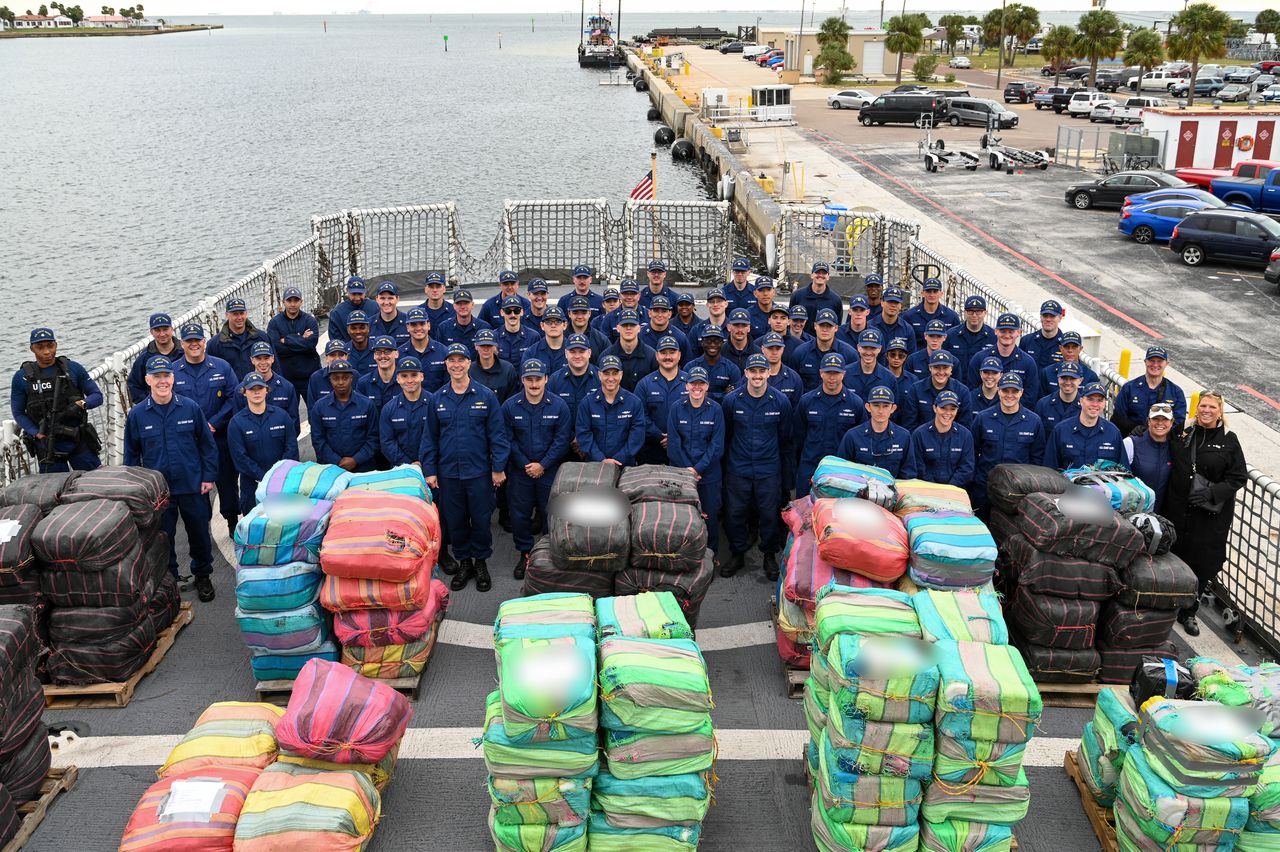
[84, 14, 131, 27]
[13, 14, 56, 28]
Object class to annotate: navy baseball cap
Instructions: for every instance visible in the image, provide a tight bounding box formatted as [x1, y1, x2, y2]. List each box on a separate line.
[573, 264, 593, 278]
[453, 289, 473, 304]
[964, 296, 987, 311]
[727, 309, 751, 326]
[731, 258, 751, 272]
[1061, 331, 1083, 346]
[397, 356, 423, 374]
[886, 337, 910, 353]
[753, 276, 775, 290]
[1040, 300, 1063, 316]
[706, 288, 727, 302]
[565, 334, 590, 350]
[820, 353, 846, 372]
[675, 292, 694, 306]
[922, 278, 942, 292]
[373, 335, 397, 350]
[543, 306, 566, 322]
[180, 323, 204, 341]
[423, 271, 446, 286]
[325, 340, 350, 355]
[745, 353, 768, 370]
[619, 279, 640, 294]
[346, 275, 366, 292]
[863, 273, 883, 287]
[815, 308, 839, 327]
[445, 343, 471, 359]
[700, 325, 725, 340]
[226, 298, 247, 313]
[867, 385, 895, 404]
[498, 270, 518, 284]
[145, 355, 173, 375]
[882, 287, 905, 304]
[599, 355, 623, 372]
[761, 332, 785, 349]
[327, 359, 354, 375]
[811, 261, 831, 273]
[527, 278, 548, 294]
[241, 372, 270, 390]
[1058, 361, 1083, 378]
[522, 358, 548, 378]
[617, 309, 641, 326]
[283, 287, 303, 301]
[688, 367, 710, 383]
[406, 307, 428, 323]
[570, 295, 592, 311]
[602, 288, 620, 301]
[650, 296, 672, 311]
[858, 329, 884, 348]
[979, 357, 1003, 373]
[249, 341, 274, 358]
[647, 259, 667, 272]
[474, 329, 498, 346]
[149, 313, 172, 329]
[656, 336, 680, 352]
[1145, 346, 1168, 361]
[376, 281, 398, 296]
[346, 310, 369, 326]
[998, 373, 1024, 390]
[789, 305, 808, 321]
[996, 313, 1021, 330]
[501, 295, 523, 310]
[928, 351, 956, 367]
[1081, 382, 1107, 398]
[769, 304, 789, 316]
[935, 390, 961, 407]
[925, 320, 948, 336]
[849, 295, 870, 311]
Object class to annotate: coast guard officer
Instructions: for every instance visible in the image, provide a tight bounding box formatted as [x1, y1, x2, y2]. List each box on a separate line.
[759, 332, 805, 410]
[723, 309, 762, 372]
[12, 327, 103, 473]
[968, 313, 1041, 398]
[640, 296, 691, 362]
[969, 356, 1004, 425]
[904, 351, 972, 431]
[790, 308, 856, 391]
[207, 298, 270, 380]
[379, 356, 431, 468]
[1112, 346, 1187, 436]
[836, 385, 914, 478]
[745, 277, 778, 340]
[1040, 331, 1098, 393]
[576, 355, 646, 467]
[356, 336, 401, 412]
[421, 343, 510, 594]
[436, 289, 491, 355]
[634, 336, 688, 465]
[308, 360, 379, 473]
[557, 264, 604, 317]
[723, 257, 756, 311]
[523, 306, 569, 374]
[1019, 300, 1066, 371]
[793, 353, 865, 495]
[548, 334, 600, 443]
[236, 342, 300, 433]
[566, 296, 611, 359]
[344, 310, 376, 377]
[639, 259, 677, 309]
[971, 373, 1045, 513]
[721, 353, 792, 580]
[370, 281, 409, 348]
[667, 367, 726, 556]
[127, 313, 183, 404]
[690, 288, 729, 344]
[1035, 361, 1084, 432]
[171, 322, 237, 536]
[783, 305, 812, 361]
[471, 329, 519, 402]
[398, 307, 449, 393]
[419, 271, 456, 330]
[904, 390, 975, 487]
[790, 261, 843, 335]
[524, 278, 552, 329]
[266, 288, 321, 402]
[603, 310, 657, 392]
[870, 287, 916, 358]
[672, 292, 699, 339]
[481, 271, 531, 328]
[686, 326, 741, 403]
[863, 273, 885, 319]
[904, 320, 951, 381]
[903, 277, 960, 346]
[944, 296, 997, 383]
[503, 358, 572, 579]
[228, 372, 298, 514]
[1044, 382, 1124, 469]
[835, 294, 873, 349]
[597, 280, 646, 342]
[308, 340, 349, 407]
[328, 275, 372, 342]
[124, 356, 217, 602]
[842, 329, 896, 401]
[495, 296, 541, 367]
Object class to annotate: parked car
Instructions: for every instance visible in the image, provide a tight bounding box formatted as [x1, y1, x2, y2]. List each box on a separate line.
[1170, 77, 1225, 98]
[1024, 38, 1042, 53]
[1061, 65, 1094, 80]
[1123, 186, 1233, 209]
[1119, 199, 1216, 243]
[1264, 84, 1280, 103]
[944, 97, 1019, 129]
[1219, 66, 1244, 80]
[1265, 252, 1280, 289]
[929, 88, 972, 100]
[859, 93, 947, 127]
[765, 54, 785, 69]
[1064, 171, 1190, 210]
[1217, 83, 1252, 103]
[1169, 209, 1280, 267]
[827, 89, 875, 109]
[1130, 70, 1181, 92]
[1211, 169, 1280, 212]
[1098, 67, 1142, 92]
[1067, 90, 1114, 117]
[756, 49, 783, 66]
[1227, 67, 1260, 85]
[719, 41, 747, 53]
[1041, 61, 1073, 77]
[1253, 74, 1276, 92]
[1088, 100, 1120, 122]
[1196, 64, 1222, 78]
[742, 44, 772, 59]
[948, 56, 971, 69]
[1003, 81, 1041, 103]
[1034, 86, 1068, 110]
[1108, 96, 1167, 124]
[1177, 159, 1280, 189]
[893, 84, 931, 93]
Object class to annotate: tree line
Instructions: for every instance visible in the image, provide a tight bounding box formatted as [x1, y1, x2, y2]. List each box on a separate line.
[0, 1, 144, 23]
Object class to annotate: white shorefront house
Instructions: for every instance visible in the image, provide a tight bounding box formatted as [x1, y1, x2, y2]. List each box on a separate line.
[83, 14, 131, 27]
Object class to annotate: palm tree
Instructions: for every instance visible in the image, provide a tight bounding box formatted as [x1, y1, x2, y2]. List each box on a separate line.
[938, 13, 966, 55]
[815, 16, 854, 85]
[1073, 9, 1123, 88]
[980, 8, 1003, 61]
[1007, 4, 1041, 64]
[1041, 24, 1076, 87]
[1168, 3, 1233, 106]
[885, 13, 925, 84]
[1256, 9, 1280, 45]
[1123, 28, 1165, 95]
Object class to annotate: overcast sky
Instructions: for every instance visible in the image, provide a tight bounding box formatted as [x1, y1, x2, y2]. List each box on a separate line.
[153, 2, 1275, 15]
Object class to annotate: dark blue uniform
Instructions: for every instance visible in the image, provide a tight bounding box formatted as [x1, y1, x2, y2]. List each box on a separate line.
[379, 392, 431, 467]
[903, 303, 961, 347]
[11, 359, 104, 473]
[766, 364, 805, 411]
[557, 290, 604, 317]
[548, 367, 600, 435]
[971, 406, 1046, 508]
[228, 405, 299, 513]
[522, 340, 568, 375]
[127, 343, 183, 404]
[634, 369, 688, 465]
[1019, 330, 1065, 371]
[576, 388, 646, 465]
[722, 385, 793, 556]
[904, 347, 947, 382]
[685, 356, 741, 403]
[721, 340, 762, 374]
[480, 293, 531, 328]
[418, 300, 456, 330]
[496, 324, 542, 367]
[1125, 432, 1172, 512]
[672, 313, 700, 339]
[779, 331, 811, 363]
[470, 359, 519, 403]
[370, 311, 410, 349]
[328, 297, 374, 342]
[793, 387, 865, 494]
[640, 325, 692, 363]
[436, 316, 492, 356]
[233, 371, 300, 434]
[502, 393, 573, 553]
[172, 356, 236, 521]
[944, 325, 997, 385]
[904, 422, 976, 486]
[904, 378, 974, 432]
[1044, 416, 1123, 470]
[836, 421, 914, 478]
[207, 324, 271, 381]
[746, 304, 777, 340]
[722, 281, 756, 312]
[871, 316, 917, 358]
[968, 347, 1041, 401]
[124, 394, 217, 578]
[1114, 377, 1187, 434]
[266, 311, 321, 401]
[594, 306, 647, 343]
[835, 322, 871, 349]
[309, 393, 379, 472]
[347, 343, 377, 378]
[1034, 392, 1082, 434]
[667, 397, 726, 553]
[398, 340, 449, 393]
[422, 382, 510, 561]
[1042, 360, 1099, 394]
[602, 342, 658, 393]
[307, 367, 337, 409]
[789, 339, 857, 391]
[968, 390, 1002, 429]
[843, 361, 898, 403]
[357, 371, 399, 413]
[789, 286, 843, 335]
[638, 286, 677, 310]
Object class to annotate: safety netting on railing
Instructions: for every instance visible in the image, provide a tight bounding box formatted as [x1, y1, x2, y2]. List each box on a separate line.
[776, 207, 919, 286]
[311, 212, 353, 316]
[267, 238, 320, 314]
[503, 199, 614, 282]
[348, 204, 458, 285]
[623, 200, 733, 285]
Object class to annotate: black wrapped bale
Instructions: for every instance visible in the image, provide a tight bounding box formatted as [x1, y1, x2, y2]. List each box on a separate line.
[46, 610, 157, 685]
[1116, 551, 1198, 611]
[987, 464, 1070, 514]
[522, 537, 616, 600]
[1099, 640, 1177, 685]
[0, 472, 79, 515]
[1100, 602, 1177, 650]
[39, 530, 165, 608]
[146, 574, 182, 636]
[628, 501, 707, 574]
[1006, 586, 1100, 650]
[549, 462, 621, 501]
[1000, 533, 1120, 601]
[60, 465, 169, 534]
[0, 606, 38, 688]
[0, 576, 39, 606]
[0, 728, 50, 803]
[0, 505, 41, 580]
[1016, 491, 1144, 570]
[617, 465, 701, 506]
[0, 661, 43, 763]
[988, 508, 1021, 547]
[32, 498, 140, 571]
[615, 551, 715, 629]
[1013, 634, 1101, 684]
[1124, 512, 1177, 556]
[0, 784, 20, 847]
[548, 490, 630, 573]
[1130, 655, 1196, 705]
[48, 597, 147, 646]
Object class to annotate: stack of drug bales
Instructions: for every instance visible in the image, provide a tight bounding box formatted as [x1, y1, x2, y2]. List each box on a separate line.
[613, 466, 712, 628]
[0, 605, 51, 845]
[593, 591, 714, 850]
[33, 466, 174, 684]
[0, 472, 81, 607]
[320, 465, 447, 681]
[235, 460, 347, 682]
[522, 462, 628, 602]
[1076, 687, 1141, 809]
[894, 479, 998, 593]
[485, 593, 599, 851]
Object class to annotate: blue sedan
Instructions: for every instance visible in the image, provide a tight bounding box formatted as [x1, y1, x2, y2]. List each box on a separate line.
[1122, 187, 1230, 209]
[1118, 199, 1217, 244]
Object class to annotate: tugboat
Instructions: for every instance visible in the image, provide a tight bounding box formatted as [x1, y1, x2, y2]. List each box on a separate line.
[578, 4, 623, 68]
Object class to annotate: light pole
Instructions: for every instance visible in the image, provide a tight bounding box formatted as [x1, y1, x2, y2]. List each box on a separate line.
[994, 0, 1007, 94]
[797, 0, 805, 74]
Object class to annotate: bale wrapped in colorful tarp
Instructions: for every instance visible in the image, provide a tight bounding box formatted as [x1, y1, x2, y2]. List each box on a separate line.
[782, 531, 875, 608]
[498, 635, 598, 742]
[823, 633, 939, 724]
[481, 691, 599, 780]
[32, 498, 140, 571]
[804, 678, 828, 747]
[599, 637, 711, 734]
[933, 734, 1027, 790]
[1079, 689, 1140, 806]
[255, 459, 352, 503]
[628, 501, 707, 575]
[809, 456, 897, 506]
[986, 463, 1070, 514]
[1006, 587, 1099, 650]
[1116, 551, 1199, 611]
[584, 812, 700, 852]
[813, 586, 921, 655]
[275, 743, 400, 794]
[342, 640, 431, 679]
[1190, 659, 1280, 737]
[1065, 461, 1157, 514]
[1116, 742, 1250, 847]
[999, 533, 1120, 601]
[1016, 491, 1144, 570]
[592, 770, 711, 827]
[1140, 698, 1273, 798]
[47, 597, 145, 647]
[935, 640, 1042, 744]
[320, 562, 432, 613]
[488, 812, 588, 852]
[809, 790, 920, 852]
[904, 511, 997, 590]
[234, 497, 333, 567]
[614, 553, 714, 629]
[276, 658, 413, 765]
[601, 718, 715, 780]
[812, 498, 909, 582]
[39, 531, 162, 609]
[0, 505, 40, 578]
[913, 588, 1008, 645]
[921, 767, 1030, 825]
[344, 464, 430, 500]
[248, 645, 338, 682]
[596, 592, 693, 641]
[617, 465, 701, 506]
[487, 775, 592, 827]
[119, 765, 261, 852]
[158, 701, 285, 778]
[45, 614, 157, 684]
[235, 602, 330, 656]
[777, 593, 816, 650]
[918, 819, 1014, 852]
[1245, 757, 1280, 835]
[494, 593, 596, 645]
[1014, 639, 1101, 685]
[815, 741, 922, 824]
[895, 480, 972, 516]
[823, 717, 934, 781]
[1080, 721, 1118, 806]
[320, 490, 440, 581]
[235, 561, 322, 612]
[232, 762, 380, 852]
[333, 579, 448, 647]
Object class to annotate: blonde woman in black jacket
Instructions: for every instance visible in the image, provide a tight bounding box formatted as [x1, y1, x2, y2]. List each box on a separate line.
[1164, 391, 1248, 637]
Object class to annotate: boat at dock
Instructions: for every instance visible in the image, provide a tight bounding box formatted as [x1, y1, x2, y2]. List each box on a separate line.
[578, 8, 623, 68]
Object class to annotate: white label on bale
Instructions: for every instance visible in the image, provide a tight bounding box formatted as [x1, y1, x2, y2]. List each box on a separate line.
[0, 520, 22, 545]
[159, 780, 227, 820]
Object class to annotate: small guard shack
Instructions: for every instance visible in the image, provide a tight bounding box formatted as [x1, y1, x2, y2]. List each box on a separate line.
[751, 84, 793, 121]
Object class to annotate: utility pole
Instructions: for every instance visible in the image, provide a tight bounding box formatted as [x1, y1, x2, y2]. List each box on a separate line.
[797, 0, 805, 73]
[994, 0, 1007, 94]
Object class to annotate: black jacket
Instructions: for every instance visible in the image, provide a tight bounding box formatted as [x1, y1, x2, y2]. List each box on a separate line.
[1164, 424, 1248, 576]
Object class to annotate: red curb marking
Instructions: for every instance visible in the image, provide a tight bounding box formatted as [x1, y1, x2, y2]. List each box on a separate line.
[1237, 384, 1280, 411]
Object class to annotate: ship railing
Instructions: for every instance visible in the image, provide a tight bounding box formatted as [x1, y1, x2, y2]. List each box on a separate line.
[775, 207, 921, 285]
[623, 199, 733, 284]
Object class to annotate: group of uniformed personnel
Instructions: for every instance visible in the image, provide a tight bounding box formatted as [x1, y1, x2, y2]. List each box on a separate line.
[12, 258, 1191, 601]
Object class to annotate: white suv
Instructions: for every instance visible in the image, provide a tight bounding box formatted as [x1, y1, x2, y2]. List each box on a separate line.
[1067, 91, 1112, 118]
[1132, 70, 1181, 91]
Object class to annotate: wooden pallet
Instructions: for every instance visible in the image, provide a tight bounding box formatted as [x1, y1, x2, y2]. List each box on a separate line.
[1, 766, 78, 852]
[1064, 749, 1119, 852]
[255, 614, 443, 705]
[1036, 681, 1128, 709]
[769, 599, 810, 700]
[43, 603, 195, 709]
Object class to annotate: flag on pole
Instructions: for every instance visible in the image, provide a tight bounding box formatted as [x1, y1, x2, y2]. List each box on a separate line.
[629, 169, 655, 200]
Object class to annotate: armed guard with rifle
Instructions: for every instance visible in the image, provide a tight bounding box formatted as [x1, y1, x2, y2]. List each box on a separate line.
[9, 327, 104, 473]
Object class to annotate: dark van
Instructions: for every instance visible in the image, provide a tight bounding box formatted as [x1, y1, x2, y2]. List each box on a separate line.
[858, 93, 946, 127]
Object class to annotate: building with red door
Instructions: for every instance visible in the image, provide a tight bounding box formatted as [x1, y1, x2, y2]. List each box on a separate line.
[1145, 106, 1280, 170]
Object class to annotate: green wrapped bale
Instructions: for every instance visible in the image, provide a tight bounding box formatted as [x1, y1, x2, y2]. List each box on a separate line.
[913, 588, 1009, 645]
[932, 733, 1026, 791]
[592, 770, 710, 827]
[480, 691, 599, 780]
[602, 717, 715, 780]
[1080, 721, 1119, 807]
[1239, 833, 1280, 851]
[596, 592, 693, 641]
[822, 722, 934, 782]
[810, 790, 920, 852]
[824, 633, 939, 724]
[919, 819, 1014, 852]
[487, 775, 591, 827]
[935, 640, 1042, 744]
[921, 767, 1030, 826]
[585, 811, 700, 851]
[488, 810, 588, 852]
[599, 637, 712, 734]
[1190, 658, 1280, 738]
[1140, 698, 1273, 799]
[814, 586, 921, 654]
[815, 740, 922, 825]
[1246, 758, 1280, 834]
[804, 679, 828, 747]
[494, 593, 596, 644]
[498, 635, 597, 742]
[1115, 744, 1249, 848]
